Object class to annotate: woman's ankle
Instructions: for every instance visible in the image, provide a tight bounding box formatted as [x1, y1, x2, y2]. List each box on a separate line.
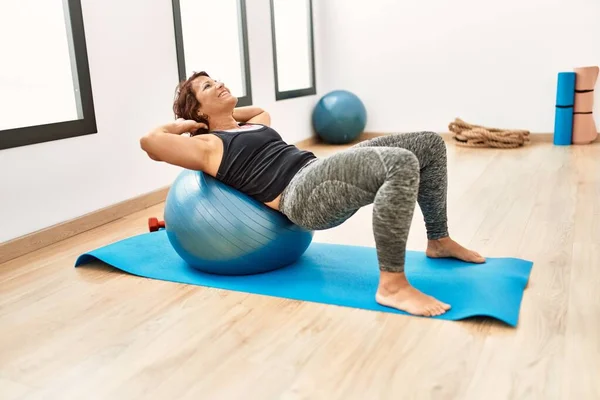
[378, 270, 411, 295]
[428, 235, 450, 243]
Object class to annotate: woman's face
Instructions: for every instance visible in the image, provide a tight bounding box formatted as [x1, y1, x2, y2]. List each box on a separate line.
[192, 75, 238, 117]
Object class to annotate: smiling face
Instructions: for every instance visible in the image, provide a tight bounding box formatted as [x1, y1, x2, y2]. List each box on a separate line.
[173, 71, 239, 134]
[191, 75, 238, 118]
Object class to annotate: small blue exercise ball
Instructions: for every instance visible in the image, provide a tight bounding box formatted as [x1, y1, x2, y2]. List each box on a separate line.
[163, 169, 314, 275]
[312, 90, 367, 144]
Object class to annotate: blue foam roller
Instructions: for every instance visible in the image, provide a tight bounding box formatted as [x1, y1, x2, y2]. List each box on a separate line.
[75, 231, 534, 326]
[553, 72, 576, 146]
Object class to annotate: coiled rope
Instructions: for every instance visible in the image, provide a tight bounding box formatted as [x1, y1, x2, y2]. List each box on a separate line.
[448, 118, 530, 148]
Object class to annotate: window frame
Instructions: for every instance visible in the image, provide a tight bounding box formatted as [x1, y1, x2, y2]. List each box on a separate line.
[171, 0, 253, 107]
[0, 0, 97, 151]
[269, 0, 317, 101]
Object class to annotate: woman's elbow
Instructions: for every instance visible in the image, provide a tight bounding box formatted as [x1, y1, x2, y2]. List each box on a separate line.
[139, 134, 152, 153]
[263, 112, 271, 126]
[257, 112, 271, 126]
[140, 134, 161, 161]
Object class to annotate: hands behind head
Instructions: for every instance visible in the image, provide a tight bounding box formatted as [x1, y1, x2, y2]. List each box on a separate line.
[161, 118, 209, 136]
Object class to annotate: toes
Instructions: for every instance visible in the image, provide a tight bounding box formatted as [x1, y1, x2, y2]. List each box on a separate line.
[429, 302, 449, 316]
[429, 305, 442, 316]
[420, 301, 452, 317]
[472, 251, 486, 262]
[465, 251, 483, 263]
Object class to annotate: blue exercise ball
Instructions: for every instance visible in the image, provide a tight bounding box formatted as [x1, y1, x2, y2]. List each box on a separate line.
[163, 169, 314, 275]
[312, 90, 367, 144]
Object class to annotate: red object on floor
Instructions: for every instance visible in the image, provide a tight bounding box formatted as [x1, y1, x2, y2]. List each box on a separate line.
[148, 217, 165, 232]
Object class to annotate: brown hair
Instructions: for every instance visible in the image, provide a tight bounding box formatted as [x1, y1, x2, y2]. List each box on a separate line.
[173, 71, 211, 136]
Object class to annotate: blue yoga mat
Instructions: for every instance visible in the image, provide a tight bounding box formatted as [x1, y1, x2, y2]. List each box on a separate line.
[75, 231, 533, 326]
[554, 72, 576, 146]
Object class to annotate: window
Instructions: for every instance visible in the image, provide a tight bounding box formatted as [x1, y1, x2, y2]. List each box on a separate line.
[172, 0, 253, 106]
[0, 0, 96, 150]
[270, 0, 316, 100]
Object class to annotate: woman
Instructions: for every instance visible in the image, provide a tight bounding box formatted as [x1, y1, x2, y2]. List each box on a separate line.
[140, 71, 485, 317]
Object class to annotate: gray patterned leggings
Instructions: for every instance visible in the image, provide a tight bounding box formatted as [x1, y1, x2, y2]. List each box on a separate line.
[279, 131, 449, 273]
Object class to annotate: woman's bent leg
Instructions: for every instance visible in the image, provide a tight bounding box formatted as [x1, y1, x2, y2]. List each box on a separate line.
[280, 147, 451, 316]
[354, 132, 485, 263]
[281, 146, 417, 271]
[354, 131, 449, 239]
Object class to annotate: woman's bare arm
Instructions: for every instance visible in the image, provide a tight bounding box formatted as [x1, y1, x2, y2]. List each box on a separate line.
[140, 119, 210, 170]
[233, 106, 271, 126]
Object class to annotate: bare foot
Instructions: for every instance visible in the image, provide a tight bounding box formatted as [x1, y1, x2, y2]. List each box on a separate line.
[426, 237, 485, 263]
[376, 271, 451, 317]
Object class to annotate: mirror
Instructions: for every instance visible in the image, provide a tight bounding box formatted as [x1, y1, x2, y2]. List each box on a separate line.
[270, 0, 316, 100]
[172, 0, 253, 106]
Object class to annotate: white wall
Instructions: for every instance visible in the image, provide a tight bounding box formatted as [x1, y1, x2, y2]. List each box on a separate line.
[319, 0, 600, 133]
[0, 0, 325, 243]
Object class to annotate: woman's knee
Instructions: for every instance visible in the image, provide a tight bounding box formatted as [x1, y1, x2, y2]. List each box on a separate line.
[380, 148, 420, 180]
[421, 132, 446, 155]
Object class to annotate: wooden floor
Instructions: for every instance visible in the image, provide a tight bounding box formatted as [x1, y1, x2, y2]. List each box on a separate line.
[1, 137, 599, 399]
